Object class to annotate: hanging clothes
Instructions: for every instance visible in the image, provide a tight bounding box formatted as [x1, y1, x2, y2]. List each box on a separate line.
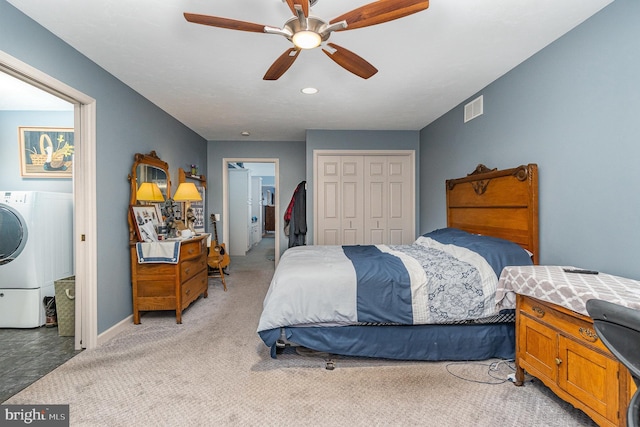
[284, 181, 307, 248]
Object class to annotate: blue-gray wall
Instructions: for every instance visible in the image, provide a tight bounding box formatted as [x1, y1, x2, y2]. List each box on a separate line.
[0, 110, 73, 192]
[1, 1, 207, 333]
[420, 0, 640, 279]
[207, 140, 306, 256]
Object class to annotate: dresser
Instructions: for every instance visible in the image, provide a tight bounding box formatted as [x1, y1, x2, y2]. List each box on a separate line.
[130, 235, 208, 324]
[498, 266, 640, 427]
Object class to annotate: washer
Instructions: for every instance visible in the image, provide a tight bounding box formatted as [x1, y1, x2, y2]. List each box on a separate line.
[0, 191, 74, 327]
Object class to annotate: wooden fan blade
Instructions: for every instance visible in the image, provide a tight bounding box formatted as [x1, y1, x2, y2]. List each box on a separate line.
[330, 0, 429, 31]
[184, 13, 266, 33]
[263, 48, 301, 80]
[285, 0, 297, 15]
[321, 43, 378, 79]
[284, 0, 309, 17]
[295, 0, 310, 17]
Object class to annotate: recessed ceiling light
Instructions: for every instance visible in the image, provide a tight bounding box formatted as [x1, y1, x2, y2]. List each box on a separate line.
[241, 131, 250, 136]
[301, 87, 318, 95]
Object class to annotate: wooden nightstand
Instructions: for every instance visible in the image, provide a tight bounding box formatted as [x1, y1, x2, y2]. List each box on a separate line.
[516, 294, 632, 426]
[499, 266, 640, 427]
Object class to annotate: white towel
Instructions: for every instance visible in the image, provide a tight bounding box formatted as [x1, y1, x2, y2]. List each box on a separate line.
[136, 241, 181, 264]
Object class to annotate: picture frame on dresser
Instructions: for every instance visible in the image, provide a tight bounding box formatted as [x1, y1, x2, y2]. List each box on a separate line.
[130, 205, 159, 242]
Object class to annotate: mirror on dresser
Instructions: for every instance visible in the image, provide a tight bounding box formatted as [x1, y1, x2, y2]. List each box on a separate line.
[128, 151, 171, 241]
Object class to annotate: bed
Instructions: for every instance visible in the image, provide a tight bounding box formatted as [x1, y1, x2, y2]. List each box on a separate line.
[258, 163, 539, 361]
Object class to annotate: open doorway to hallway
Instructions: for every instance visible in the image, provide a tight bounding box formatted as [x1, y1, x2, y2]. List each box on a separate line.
[223, 159, 279, 267]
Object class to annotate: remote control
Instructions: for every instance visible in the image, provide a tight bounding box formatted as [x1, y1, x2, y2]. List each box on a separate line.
[563, 268, 599, 275]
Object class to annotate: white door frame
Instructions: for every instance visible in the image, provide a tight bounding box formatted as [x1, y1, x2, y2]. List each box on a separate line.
[222, 158, 280, 265]
[0, 51, 98, 350]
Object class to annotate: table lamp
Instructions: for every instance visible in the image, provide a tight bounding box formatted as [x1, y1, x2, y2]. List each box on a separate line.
[136, 182, 165, 203]
[173, 182, 202, 232]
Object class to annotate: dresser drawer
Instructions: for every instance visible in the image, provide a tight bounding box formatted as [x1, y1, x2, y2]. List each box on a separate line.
[519, 296, 610, 355]
[180, 256, 207, 281]
[181, 271, 207, 306]
[180, 237, 205, 260]
[136, 278, 175, 297]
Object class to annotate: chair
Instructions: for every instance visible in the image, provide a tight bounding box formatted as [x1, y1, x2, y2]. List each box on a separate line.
[586, 299, 640, 427]
[207, 247, 227, 292]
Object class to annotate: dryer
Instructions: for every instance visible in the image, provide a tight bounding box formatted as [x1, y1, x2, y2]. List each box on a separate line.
[0, 191, 74, 327]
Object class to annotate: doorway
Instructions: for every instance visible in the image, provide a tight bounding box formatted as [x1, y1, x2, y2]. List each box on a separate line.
[222, 159, 280, 265]
[0, 51, 98, 352]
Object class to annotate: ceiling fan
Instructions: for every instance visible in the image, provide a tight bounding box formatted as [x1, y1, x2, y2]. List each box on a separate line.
[184, 0, 429, 80]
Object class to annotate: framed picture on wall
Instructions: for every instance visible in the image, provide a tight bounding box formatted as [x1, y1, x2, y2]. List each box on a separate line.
[19, 127, 74, 178]
[190, 183, 205, 233]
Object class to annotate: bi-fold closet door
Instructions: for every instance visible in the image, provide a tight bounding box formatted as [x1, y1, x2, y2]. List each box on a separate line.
[315, 151, 415, 246]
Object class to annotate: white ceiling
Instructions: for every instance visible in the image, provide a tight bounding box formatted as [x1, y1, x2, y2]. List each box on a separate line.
[0, 72, 73, 111]
[4, 0, 612, 141]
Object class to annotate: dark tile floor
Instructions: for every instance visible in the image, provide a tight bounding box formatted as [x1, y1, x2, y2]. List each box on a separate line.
[0, 326, 81, 402]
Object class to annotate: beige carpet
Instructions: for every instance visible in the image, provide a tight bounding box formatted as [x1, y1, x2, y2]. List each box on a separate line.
[4, 237, 596, 426]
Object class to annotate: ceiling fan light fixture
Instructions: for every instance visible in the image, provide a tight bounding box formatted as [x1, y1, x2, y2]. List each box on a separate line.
[185, 0, 430, 80]
[292, 31, 321, 49]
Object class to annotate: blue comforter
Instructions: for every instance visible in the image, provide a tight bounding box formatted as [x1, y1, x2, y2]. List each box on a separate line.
[343, 245, 413, 324]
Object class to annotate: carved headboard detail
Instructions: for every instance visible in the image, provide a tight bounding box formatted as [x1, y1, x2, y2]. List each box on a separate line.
[446, 164, 539, 264]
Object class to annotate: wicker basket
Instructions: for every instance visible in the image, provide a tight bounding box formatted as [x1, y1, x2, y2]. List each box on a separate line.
[54, 276, 75, 336]
[29, 134, 64, 166]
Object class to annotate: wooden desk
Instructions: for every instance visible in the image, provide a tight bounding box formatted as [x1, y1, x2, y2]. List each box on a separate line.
[130, 235, 208, 324]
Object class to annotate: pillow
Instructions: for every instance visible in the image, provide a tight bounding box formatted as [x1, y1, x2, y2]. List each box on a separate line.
[422, 228, 533, 276]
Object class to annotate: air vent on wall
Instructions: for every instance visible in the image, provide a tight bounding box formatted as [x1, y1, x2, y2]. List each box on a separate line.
[464, 95, 483, 123]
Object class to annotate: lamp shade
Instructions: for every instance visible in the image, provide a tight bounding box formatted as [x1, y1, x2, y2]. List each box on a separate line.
[136, 182, 165, 202]
[173, 182, 202, 202]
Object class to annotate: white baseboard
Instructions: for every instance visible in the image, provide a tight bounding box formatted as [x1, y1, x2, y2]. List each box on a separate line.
[97, 315, 133, 346]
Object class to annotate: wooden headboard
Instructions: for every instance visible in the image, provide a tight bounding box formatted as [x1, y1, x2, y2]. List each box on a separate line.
[446, 164, 539, 264]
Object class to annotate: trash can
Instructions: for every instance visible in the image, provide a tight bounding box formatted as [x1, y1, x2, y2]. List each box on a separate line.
[54, 276, 75, 336]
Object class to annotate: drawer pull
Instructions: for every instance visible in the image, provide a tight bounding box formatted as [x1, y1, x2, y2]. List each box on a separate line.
[185, 288, 191, 295]
[579, 327, 599, 343]
[185, 268, 190, 275]
[555, 358, 562, 366]
[531, 306, 545, 318]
